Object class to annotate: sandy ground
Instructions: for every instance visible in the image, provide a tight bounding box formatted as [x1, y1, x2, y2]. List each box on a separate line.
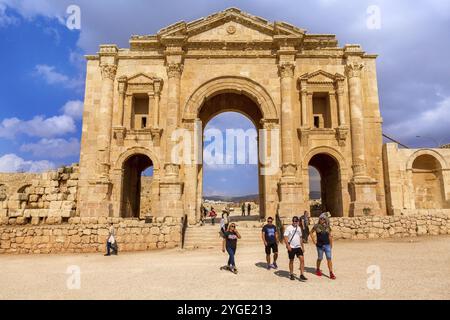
[0, 236, 449, 300]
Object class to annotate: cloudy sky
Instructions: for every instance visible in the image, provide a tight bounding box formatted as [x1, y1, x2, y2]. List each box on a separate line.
[0, 0, 449, 196]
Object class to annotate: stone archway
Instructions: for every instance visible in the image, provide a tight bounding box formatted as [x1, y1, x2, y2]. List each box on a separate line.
[183, 77, 278, 223]
[411, 154, 447, 209]
[120, 153, 154, 218]
[302, 147, 348, 217]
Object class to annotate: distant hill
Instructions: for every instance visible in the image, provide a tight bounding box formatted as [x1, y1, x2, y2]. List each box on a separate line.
[204, 194, 259, 204]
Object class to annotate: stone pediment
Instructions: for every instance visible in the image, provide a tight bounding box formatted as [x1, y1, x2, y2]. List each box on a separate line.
[127, 73, 157, 85]
[299, 70, 345, 84]
[157, 7, 305, 43]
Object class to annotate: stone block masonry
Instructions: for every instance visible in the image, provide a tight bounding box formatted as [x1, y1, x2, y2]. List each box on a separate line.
[0, 216, 182, 254]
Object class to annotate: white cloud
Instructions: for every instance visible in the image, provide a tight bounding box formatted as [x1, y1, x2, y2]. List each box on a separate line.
[0, 114, 76, 139]
[20, 138, 80, 159]
[34, 64, 83, 89]
[0, 153, 55, 173]
[0, 2, 18, 26]
[61, 100, 83, 120]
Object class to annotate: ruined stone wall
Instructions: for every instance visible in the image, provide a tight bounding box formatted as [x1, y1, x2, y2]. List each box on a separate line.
[239, 214, 450, 240]
[0, 165, 79, 222]
[0, 216, 182, 254]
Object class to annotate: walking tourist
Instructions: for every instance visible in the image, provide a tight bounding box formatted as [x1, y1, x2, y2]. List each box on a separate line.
[284, 216, 307, 281]
[247, 203, 251, 216]
[310, 213, 336, 280]
[222, 223, 241, 274]
[241, 202, 245, 216]
[104, 222, 117, 256]
[209, 207, 217, 225]
[261, 216, 278, 269]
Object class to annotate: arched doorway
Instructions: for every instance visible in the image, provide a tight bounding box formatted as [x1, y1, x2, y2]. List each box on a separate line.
[197, 92, 266, 219]
[412, 154, 446, 209]
[121, 154, 153, 218]
[308, 153, 343, 217]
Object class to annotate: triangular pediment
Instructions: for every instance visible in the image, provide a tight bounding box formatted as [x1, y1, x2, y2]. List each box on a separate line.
[127, 73, 155, 84]
[299, 70, 344, 83]
[157, 7, 305, 42]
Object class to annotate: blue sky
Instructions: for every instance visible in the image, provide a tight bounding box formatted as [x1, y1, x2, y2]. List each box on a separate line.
[0, 0, 449, 196]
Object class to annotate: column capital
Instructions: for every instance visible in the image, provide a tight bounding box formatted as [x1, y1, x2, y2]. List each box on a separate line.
[153, 78, 163, 95]
[278, 62, 295, 79]
[167, 63, 183, 78]
[345, 62, 364, 79]
[100, 64, 117, 81]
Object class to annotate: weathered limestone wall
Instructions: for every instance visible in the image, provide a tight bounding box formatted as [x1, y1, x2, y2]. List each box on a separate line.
[383, 143, 450, 215]
[0, 165, 79, 221]
[241, 214, 450, 239]
[0, 216, 182, 254]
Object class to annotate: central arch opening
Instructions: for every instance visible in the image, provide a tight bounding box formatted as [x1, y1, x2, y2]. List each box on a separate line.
[198, 92, 265, 220]
[308, 153, 342, 217]
[121, 154, 153, 218]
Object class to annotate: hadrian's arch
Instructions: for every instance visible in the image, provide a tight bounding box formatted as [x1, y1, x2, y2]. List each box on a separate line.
[182, 76, 279, 223]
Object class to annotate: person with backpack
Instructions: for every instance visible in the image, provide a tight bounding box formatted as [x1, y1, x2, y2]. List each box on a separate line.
[104, 222, 118, 256]
[261, 216, 278, 270]
[222, 223, 241, 274]
[283, 216, 307, 281]
[310, 213, 336, 280]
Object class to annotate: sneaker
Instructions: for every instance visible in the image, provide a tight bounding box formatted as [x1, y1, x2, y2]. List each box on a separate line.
[330, 272, 336, 280]
[316, 269, 322, 277]
[290, 274, 295, 281]
[272, 262, 278, 269]
[232, 267, 238, 274]
[299, 274, 308, 281]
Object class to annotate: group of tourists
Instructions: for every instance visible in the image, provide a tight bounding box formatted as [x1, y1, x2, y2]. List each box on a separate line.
[241, 202, 252, 216]
[221, 211, 336, 280]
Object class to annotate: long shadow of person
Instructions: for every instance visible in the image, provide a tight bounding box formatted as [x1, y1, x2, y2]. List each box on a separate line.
[254, 262, 268, 269]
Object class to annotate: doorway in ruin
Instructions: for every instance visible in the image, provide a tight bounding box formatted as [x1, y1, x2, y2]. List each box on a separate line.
[308, 153, 343, 217]
[412, 154, 446, 209]
[120, 154, 154, 218]
[197, 92, 265, 220]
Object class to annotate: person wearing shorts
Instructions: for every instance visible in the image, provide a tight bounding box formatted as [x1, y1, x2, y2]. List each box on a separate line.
[283, 216, 307, 281]
[261, 217, 278, 270]
[310, 214, 336, 280]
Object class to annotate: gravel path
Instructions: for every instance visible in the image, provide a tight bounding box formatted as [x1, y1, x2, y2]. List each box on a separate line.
[0, 236, 449, 300]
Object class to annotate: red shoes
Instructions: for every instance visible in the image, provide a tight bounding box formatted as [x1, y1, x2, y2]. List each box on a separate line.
[315, 269, 322, 277]
[316, 269, 336, 280]
[330, 272, 336, 280]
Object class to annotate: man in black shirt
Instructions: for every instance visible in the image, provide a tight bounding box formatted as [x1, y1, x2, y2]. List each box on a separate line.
[261, 217, 279, 270]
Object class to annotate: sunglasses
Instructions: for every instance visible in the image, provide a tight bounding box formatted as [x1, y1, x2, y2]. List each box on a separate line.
[230, 225, 236, 228]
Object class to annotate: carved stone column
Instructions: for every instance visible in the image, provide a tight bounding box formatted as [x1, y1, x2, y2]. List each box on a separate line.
[113, 77, 127, 146]
[153, 79, 162, 128]
[97, 63, 117, 178]
[345, 49, 380, 216]
[346, 61, 367, 178]
[164, 62, 183, 177]
[278, 62, 297, 177]
[277, 61, 305, 220]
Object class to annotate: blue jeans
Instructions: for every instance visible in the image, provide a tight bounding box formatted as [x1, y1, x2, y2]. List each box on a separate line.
[226, 246, 236, 267]
[316, 244, 332, 260]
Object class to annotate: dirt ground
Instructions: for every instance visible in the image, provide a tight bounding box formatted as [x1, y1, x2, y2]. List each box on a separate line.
[0, 236, 449, 300]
